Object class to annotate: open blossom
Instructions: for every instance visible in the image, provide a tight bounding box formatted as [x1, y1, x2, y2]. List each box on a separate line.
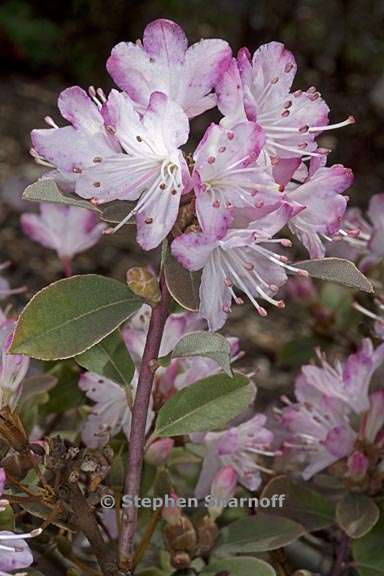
[21, 204, 107, 268]
[172, 203, 306, 331]
[107, 19, 231, 118]
[194, 414, 275, 497]
[216, 42, 354, 165]
[286, 163, 353, 258]
[333, 194, 384, 270]
[31, 87, 191, 250]
[192, 120, 284, 235]
[79, 371, 154, 448]
[279, 339, 384, 479]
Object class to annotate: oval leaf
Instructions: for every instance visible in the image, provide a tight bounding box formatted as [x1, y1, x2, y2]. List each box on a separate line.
[353, 507, 384, 576]
[154, 372, 253, 437]
[215, 514, 305, 554]
[337, 494, 380, 539]
[10, 275, 141, 360]
[164, 247, 201, 311]
[75, 330, 134, 387]
[161, 331, 232, 376]
[201, 556, 276, 576]
[23, 179, 100, 212]
[261, 475, 335, 532]
[295, 258, 373, 293]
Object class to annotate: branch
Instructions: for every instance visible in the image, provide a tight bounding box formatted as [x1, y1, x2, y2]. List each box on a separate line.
[118, 272, 171, 571]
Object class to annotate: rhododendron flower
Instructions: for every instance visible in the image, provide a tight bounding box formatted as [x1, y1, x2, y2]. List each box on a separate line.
[107, 19, 231, 118]
[208, 465, 237, 519]
[172, 203, 306, 330]
[31, 87, 191, 250]
[286, 164, 353, 258]
[192, 120, 284, 235]
[79, 371, 154, 448]
[217, 42, 354, 164]
[21, 203, 107, 274]
[334, 194, 384, 270]
[280, 339, 384, 479]
[194, 414, 275, 497]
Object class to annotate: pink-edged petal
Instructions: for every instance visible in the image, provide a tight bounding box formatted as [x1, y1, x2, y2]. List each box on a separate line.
[144, 92, 189, 150]
[75, 155, 159, 202]
[31, 126, 113, 173]
[273, 158, 301, 186]
[343, 339, 384, 413]
[216, 57, 247, 126]
[250, 41, 297, 101]
[79, 372, 130, 448]
[195, 186, 234, 237]
[143, 19, 188, 65]
[58, 86, 104, 133]
[135, 181, 182, 251]
[248, 201, 302, 239]
[171, 231, 219, 271]
[199, 257, 231, 331]
[179, 38, 232, 117]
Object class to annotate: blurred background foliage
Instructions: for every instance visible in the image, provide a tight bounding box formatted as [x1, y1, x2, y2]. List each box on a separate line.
[0, 0, 383, 378]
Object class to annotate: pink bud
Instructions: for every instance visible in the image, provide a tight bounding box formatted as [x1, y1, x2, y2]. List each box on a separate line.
[210, 465, 237, 500]
[346, 450, 369, 481]
[162, 492, 183, 525]
[145, 438, 174, 466]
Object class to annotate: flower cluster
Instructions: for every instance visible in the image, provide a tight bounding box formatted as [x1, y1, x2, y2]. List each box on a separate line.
[31, 19, 355, 329]
[279, 339, 384, 484]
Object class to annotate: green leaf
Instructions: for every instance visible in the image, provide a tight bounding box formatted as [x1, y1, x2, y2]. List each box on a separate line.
[353, 508, 384, 576]
[261, 475, 335, 531]
[337, 494, 380, 539]
[201, 556, 276, 576]
[154, 372, 253, 437]
[23, 179, 100, 212]
[0, 505, 15, 531]
[75, 330, 134, 387]
[41, 362, 83, 415]
[215, 514, 305, 554]
[295, 258, 373, 293]
[160, 331, 232, 376]
[10, 275, 142, 360]
[18, 373, 57, 406]
[99, 200, 135, 224]
[163, 246, 201, 312]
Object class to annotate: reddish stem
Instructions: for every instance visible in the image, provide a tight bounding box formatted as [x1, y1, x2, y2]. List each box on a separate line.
[118, 273, 171, 571]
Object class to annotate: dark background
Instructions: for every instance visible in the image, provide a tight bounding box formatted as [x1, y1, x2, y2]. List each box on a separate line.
[0, 0, 383, 370]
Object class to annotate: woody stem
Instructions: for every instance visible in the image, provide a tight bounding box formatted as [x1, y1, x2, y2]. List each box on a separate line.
[118, 271, 171, 572]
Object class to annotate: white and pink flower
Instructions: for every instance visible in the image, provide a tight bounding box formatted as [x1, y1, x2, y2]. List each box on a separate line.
[107, 19, 232, 118]
[21, 203, 107, 274]
[280, 339, 384, 479]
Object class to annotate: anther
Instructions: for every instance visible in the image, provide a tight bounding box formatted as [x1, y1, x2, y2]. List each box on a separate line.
[145, 218, 153, 224]
[281, 110, 290, 117]
[271, 76, 279, 84]
[72, 166, 82, 173]
[284, 100, 292, 109]
[227, 131, 235, 140]
[136, 135, 143, 142]
[93, 156, 103, 163]
[278, 185, 285, 192]
[93, 182, 101, 188]
[280, 239, 292, 247]
[293, 89, 302, 97]
[159, 183, 166, 190]
[255, 200, 264, 208]
[106, 125, 116, 135]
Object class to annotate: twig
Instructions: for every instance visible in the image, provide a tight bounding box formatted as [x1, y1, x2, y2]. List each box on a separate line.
[331, 531, 350, 576]
[118, 272, 171, 571]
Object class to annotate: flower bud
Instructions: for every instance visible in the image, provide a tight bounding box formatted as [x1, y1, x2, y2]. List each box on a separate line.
[145, 438, 174, 466]
[346, 450, 369, 482]
[126, 267, 161, 304]
[209, 465, 237, 519]
[161, 492, 183, 526]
